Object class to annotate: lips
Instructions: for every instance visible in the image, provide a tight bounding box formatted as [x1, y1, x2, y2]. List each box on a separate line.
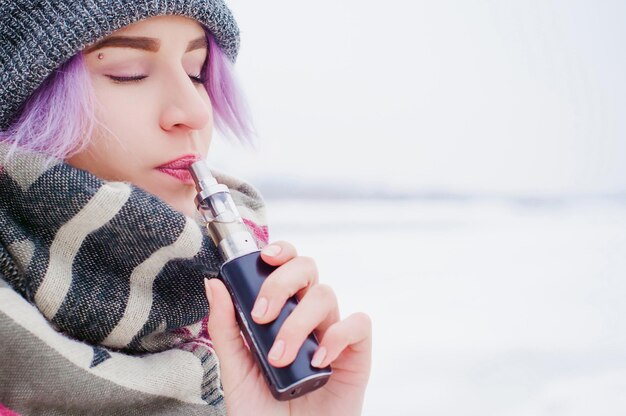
[156, 154, 200, 184]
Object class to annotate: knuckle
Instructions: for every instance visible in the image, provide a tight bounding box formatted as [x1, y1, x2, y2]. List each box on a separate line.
[312, 283, 336, 302]
[298, 256, 318, 274]
[351, 312, 373, 331]
[299, 255, 316, 266]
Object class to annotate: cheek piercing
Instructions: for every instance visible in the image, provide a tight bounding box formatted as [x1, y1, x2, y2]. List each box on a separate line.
[97, 53, 104, 60]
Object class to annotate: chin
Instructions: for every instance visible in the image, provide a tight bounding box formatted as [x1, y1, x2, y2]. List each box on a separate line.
[179, 203, 199, 218]
[143, 183, 196, 217]
[165, 194, 198, 217]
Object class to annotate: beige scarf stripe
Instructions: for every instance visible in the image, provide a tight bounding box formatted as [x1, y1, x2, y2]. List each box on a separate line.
[34, 182, 132, 320]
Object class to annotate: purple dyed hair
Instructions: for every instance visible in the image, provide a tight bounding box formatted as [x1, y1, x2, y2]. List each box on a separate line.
[0, 29, 254, 161]
[0, 53, 96, 161]
[204, 31, 255, 143]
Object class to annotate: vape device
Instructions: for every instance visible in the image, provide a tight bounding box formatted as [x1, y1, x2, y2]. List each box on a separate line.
[190, 160, 332, 401]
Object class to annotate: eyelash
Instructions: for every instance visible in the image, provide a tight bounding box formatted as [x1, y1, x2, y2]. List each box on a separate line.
[190, 74, 207, 84]
[107, 75, 146, 83]
[107, 74, 206, 84]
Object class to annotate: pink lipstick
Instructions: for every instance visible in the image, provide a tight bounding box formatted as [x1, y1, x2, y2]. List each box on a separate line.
[156, 154, 200, 185]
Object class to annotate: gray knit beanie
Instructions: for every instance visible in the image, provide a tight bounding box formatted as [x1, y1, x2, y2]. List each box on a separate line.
[0, 0, 240, 132]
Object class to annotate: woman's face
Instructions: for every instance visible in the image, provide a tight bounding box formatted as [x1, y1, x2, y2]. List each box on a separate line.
[67, 15, 212, 217]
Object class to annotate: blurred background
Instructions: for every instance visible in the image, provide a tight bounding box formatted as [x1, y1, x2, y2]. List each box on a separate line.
[207, 1, 626, 415]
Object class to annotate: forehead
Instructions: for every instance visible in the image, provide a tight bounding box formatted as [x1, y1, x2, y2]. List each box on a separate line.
[107, 15, 205, 38]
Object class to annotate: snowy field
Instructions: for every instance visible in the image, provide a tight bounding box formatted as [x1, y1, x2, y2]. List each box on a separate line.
[263, 197, 626, 416]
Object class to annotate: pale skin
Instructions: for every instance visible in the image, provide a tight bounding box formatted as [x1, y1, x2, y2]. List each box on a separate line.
[67, 15, 372, 416]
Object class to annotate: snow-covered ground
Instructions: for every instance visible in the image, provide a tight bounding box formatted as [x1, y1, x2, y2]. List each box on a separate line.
[264, 198, 626, 416]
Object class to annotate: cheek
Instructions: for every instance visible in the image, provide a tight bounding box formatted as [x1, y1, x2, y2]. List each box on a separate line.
[69, 84, 155, 181]
[67, 128, 135, 182]
[199, 91, 214, 141]
[95, 86, 156, 139]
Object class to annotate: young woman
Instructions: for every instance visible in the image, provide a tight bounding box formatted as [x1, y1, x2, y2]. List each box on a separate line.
[0, 2, 371, 415]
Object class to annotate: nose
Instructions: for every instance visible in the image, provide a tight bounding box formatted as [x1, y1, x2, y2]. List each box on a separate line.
[159, 68, 212, 132]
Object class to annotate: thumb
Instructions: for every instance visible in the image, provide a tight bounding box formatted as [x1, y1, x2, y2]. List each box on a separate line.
[204, 278, 256, 384]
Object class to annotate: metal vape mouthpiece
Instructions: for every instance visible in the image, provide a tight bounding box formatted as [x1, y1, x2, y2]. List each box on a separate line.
[189, 159, 258, 261]
[190, 160, 218, 192]
[189, 160, 233, 222]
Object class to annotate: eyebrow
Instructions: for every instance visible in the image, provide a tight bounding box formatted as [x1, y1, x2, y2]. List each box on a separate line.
[83, 36, 207, 54]
[186, 37, 208, 52]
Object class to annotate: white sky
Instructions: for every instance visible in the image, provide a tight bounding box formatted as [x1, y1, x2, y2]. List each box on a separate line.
[208, 0, 626, 196]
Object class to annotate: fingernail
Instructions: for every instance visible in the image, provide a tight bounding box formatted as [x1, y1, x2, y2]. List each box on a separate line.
[204, 278, 212, 304]
[251, 297, 268, 319]
[262, 244, 281, 257]
[311, 346, 327, 367]
[269, 339, 285, 361]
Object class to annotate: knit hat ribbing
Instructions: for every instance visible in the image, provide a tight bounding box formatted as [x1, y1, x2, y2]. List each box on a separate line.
[0, 0, 240, 132]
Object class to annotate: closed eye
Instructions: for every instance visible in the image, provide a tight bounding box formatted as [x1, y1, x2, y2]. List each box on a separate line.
[107, 74, 147, 83]
[106, 74, 206, 84]
[188, 74, 206, 84]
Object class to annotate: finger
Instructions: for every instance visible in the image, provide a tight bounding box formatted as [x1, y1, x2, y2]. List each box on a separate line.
[204, 278, 254, 378]
[311, 312, 373, 369]
[205, 278, 260, 394]
[259, 240, 298, 266]
[251, 256, 319, 324]
[266, 283, 339, 368]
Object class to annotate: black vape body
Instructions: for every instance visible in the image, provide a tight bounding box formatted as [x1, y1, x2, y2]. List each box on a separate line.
[219, 250, 332, 400]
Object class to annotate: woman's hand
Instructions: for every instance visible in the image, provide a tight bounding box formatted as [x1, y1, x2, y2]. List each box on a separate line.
[204, 240, 372, 416]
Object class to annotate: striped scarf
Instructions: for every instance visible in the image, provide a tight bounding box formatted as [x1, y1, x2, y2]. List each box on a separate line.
[0, 144, 268, 415]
